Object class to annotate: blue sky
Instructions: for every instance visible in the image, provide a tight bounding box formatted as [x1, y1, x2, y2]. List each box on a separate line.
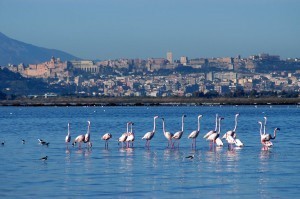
[0, 0, 299, 60]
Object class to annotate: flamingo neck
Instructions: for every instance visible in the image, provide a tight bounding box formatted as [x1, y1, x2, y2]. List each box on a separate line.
[233, 115, 238, 132]
[181, 116, 185, 132]
[217, 118, 221, 134]
[153, 117, 157, 132]
[87, 124, 90, 135]
[68, 124, 70, 136]
[130, 123, 133, 134]
[214, 114, 218, 131]
[272, 128, 277, 139]
[197, 117, 200, 132]
[259, 123, 263, 136]
[126, 123, 129, 133]
[162, 120, 166, 134]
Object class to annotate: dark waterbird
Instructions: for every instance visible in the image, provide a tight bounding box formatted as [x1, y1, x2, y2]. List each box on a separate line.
[38, 139, 49, 146]
[40, 156, 48, 161]
[185, 155, 194, 159]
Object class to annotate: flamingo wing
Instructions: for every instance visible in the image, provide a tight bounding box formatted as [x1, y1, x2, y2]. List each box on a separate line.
[119, 133, 128, 142]
[142, 131, 153, 140]
[126, 134, 135, 142]
[165, 132, 173, 140]
[235, 138, 244, 147]
[226, 135, 236, 144]
[173, 131, 183, 139]
[215, 137, 223, 146]
[203, 130, 214, 139]
[188, 130, 199, 139]
[207, 133, 218, 141]
[75, 135, 85, 142]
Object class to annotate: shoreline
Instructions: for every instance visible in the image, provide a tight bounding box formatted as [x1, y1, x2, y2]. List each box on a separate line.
[0, 97, 300, 106]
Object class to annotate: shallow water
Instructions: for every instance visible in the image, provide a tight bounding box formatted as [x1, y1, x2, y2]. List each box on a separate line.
[0, 105, 300, 198]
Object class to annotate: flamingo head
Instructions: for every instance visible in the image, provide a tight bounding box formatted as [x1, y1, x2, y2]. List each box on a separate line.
[154, 116, 159, 119]
[236, 113, 240, 117]
[275, 127, 280, 131]
[198, 115, 203, 119]
[183, 114, 187, 118]
[88, 121, 91, 125]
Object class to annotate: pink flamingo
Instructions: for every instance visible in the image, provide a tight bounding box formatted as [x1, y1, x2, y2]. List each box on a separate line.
[72, 134, 85, 148]
[65, 123, 71, 147]
[203, 114, 218, 139]
[222, 113, 239, 139]
[142, 116, 159, 148]
[258, 121, 274, 147]
[206, 117, 224, 147]
[126, 122, 135, 147]
[261, 125, 280, 146]
[118, 122, 130, 147]
[102, 133, 112, 149]
[84, 121, 92, 148]
[162, 118, 173, 148]
[188, 115, 203, 149]
[172, 114, 186, 148]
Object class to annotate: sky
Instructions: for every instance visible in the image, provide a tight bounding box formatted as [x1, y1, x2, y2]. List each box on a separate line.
[0, 0, 299, 60]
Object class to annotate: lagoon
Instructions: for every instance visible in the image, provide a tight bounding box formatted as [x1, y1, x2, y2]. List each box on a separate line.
[0, 105, 299, 198]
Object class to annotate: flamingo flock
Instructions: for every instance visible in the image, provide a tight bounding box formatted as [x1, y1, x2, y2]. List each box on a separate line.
[3, 114, 278, 153]
[63, 114, 279, 150]
[1, 113, 280, 162]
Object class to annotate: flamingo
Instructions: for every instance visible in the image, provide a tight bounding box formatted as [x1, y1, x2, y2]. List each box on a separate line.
[258, 121, 272, 147]
[203, 114, 218, 139]
[172, 114, 186, 148]
[118, 122, 130, 147]
[188, 115, 203, 148]
[142, 116, 159, 148]
[261, 127, 280, 143]
[102, 133, 112, 149]
[65, 123, 71, 147]
[222, 113, 239, 139]
[206, 117, 224, 147]
[126, 122, 135, 147]
[162, 118, 173, 148]
[72, 134, 85, 148]
[84, 121, 92, 148]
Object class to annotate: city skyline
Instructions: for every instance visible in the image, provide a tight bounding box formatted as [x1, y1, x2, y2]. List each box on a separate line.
[1, 0, 300, 60]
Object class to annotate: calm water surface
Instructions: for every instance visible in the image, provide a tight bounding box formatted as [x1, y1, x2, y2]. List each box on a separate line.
[0, 105, 300, 198]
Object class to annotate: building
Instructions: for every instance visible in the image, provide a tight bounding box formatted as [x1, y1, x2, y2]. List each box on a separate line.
[69, 60, 99, 73]
[167, 52, 173, 64]
[180, 56, 188, 65]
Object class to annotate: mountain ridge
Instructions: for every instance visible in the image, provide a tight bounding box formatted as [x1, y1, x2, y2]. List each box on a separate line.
[0, 32, 80, 66]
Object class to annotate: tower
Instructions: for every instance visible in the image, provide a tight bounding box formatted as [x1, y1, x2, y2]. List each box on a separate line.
[167, 52, 173, 64]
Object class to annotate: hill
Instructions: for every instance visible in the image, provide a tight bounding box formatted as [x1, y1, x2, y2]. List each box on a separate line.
[0, 32, 79, 66]
[0, 67, 60, 96]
